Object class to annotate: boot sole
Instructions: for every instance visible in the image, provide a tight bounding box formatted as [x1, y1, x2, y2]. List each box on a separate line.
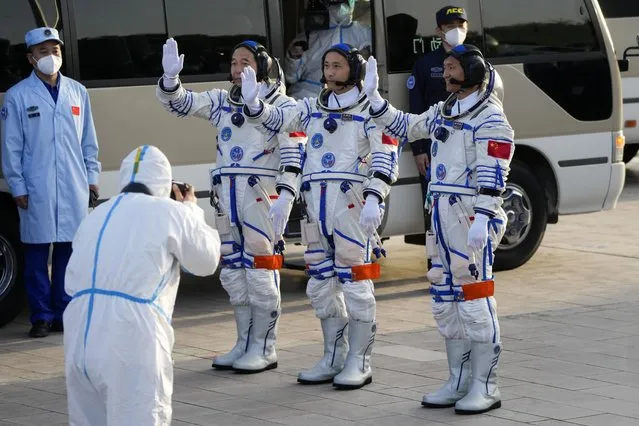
[211, 363, 235, 370]
[333, 376, 372, 390]
[455, 400, 502, 415]
[422, 401, 456, 408]
[233, 362, 278, 374]
[297, 377, 334, 385]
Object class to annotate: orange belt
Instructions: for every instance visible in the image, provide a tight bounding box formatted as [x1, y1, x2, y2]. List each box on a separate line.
[461, 280, 494, 301]
[351, 263, 381, 281]
[253, 254, 283, 270]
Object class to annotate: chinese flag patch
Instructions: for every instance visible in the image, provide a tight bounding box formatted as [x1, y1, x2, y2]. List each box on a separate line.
[71, 106, 80, 116]
[487, 140, 512, 159]
[289, 132, 306, 138]
[382, 133, 398, 146]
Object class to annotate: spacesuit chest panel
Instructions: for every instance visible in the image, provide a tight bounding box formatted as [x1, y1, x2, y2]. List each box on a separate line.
[217, 99, 280, 169]
[305, 111, 364, 174]
[430, 115, 476, 186]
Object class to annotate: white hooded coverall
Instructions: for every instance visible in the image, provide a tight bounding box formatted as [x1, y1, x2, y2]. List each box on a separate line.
[284, 0, 372, 99]
[63, 145, 221, 426]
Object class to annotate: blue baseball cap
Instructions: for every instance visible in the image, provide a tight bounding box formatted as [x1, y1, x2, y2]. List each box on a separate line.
[25, 27, 64, 49]
[436, 6, 468, 26]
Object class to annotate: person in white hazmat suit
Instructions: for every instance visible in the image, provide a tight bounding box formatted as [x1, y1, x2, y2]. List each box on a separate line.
[363, 45, 514, 414]
[241, 43, 399, 389]
[63, 145, 221, 425]
[156, 39, 306, 373]
[285, 0, 371, 99]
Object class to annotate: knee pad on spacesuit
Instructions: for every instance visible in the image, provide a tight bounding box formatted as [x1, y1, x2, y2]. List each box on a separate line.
[220, 267, 249, 306]
[342, 280, 376, 322]
[246, 268, 280, 312]
[431, 300, 464, 339]
[457, 296, 500, 343]
[426, 260, 444, 284]
[306, 276, 347, 319]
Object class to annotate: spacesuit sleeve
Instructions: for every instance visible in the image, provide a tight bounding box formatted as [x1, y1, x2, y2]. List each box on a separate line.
[244, 97, 310, 141]
[369, 100, 438, 146]
[472, 110, 515, 217]
[156, 78, 224, 122]
[362, 119, 399, 202]
[275, 129, 306, 197]
[170, 202, 221, 277]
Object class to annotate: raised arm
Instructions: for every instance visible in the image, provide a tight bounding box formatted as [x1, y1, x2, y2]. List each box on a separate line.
[363, 56, 438, 144]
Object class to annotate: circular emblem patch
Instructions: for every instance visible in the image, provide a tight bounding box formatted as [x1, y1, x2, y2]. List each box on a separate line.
[371, 323, 377, 333]
[494, 345, 501, 355]
[311, 133, 324, 149]
[321, 152, 336, 169]
[270, 310, 278, 319]
[406, 75, 416, 90]
[431, 141, 438, 157]
[220, 126, 232, 142]
[230, 146, 244, 162]
[436, 163, 447, 181]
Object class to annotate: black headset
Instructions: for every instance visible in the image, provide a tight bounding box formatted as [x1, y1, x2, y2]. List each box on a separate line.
[447, 44, 487, 88]
[231, 40, 272, 83]
[319, 43, 366, 87]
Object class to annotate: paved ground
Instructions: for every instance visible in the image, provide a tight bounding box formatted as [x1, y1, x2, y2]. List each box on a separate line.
[1, 159, 638, 425]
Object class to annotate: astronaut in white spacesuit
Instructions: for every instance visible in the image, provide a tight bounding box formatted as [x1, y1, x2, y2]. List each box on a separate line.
[157, 38, 306, 374]
[364, 44, 514, 414]
[242, 43, 399, 390]
[284, 0, 371, 99]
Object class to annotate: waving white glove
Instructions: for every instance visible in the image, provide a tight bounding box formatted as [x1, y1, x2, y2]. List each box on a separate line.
[467, 213, 490, 252]
[363, 56, 385, 111]
[162, 38, 184, 88]
[241, 66, 262, 114]
[269, 190, 295, 237]
[359, 194, 383, 237]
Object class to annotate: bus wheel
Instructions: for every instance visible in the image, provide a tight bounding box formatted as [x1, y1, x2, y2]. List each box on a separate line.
[493, 160, 547, 271]
[0, 214, 24, 327]
[623, 144, 639, 164]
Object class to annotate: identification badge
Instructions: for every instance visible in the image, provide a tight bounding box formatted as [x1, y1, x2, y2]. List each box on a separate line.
[300, 220, 320, 245]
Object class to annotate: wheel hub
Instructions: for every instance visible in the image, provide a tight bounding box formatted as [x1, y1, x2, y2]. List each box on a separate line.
[0, 235, 16, 299]
[499, 184, 532, 250]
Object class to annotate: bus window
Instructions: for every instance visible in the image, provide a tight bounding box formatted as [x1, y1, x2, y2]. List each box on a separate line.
[482, 0, 600, 57]
[73, 0, 167, 82]
[483, 0, 612, 121]
[383, 0, 481, 73]
[165, 0, 269, 78]
[598, 1, 639, 18]
[0, 0, 67, 93]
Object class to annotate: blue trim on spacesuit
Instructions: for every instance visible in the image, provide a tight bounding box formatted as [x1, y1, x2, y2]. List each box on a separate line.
[334, 228, 365, 249]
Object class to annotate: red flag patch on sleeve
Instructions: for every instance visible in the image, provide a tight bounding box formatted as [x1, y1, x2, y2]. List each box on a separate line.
[382, 133, 398, 146]
[487, 140, 512, 159]
[71, 106, 81, 116]
[289, 132, 306, 138]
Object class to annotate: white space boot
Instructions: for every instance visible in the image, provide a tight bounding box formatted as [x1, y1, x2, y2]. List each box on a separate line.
[422, 339, 472, 407]
[455, 341, 502, 415]
[298, 318, 349, 384]
[332, 320, 376, 390]
[212, 305, 252, 370]
[232, 306, 279, 373]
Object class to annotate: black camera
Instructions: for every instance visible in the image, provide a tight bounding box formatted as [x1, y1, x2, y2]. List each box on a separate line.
[170, 181, 190, 200]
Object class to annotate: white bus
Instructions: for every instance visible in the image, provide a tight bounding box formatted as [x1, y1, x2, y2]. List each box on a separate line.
[0, 0, 625, 326]
[599, 0, 639, 163]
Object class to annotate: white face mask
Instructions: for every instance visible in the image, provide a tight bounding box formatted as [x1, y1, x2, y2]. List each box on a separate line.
[35, 54, 62, 75]
[444, 27, 467, 47]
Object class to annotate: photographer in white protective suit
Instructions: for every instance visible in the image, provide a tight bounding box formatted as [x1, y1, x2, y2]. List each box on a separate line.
[285, 0, 371, 99]
[242, 43, 399, 390]
[364, 45, 514, 415]
[156, 39, 306, 374]
[63, 145, 221, 425]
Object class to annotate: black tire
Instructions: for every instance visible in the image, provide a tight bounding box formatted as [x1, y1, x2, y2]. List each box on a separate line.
[493, 160, 548, 271]
[623, 144, 639, 164]
[0, 214, 24, 327]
